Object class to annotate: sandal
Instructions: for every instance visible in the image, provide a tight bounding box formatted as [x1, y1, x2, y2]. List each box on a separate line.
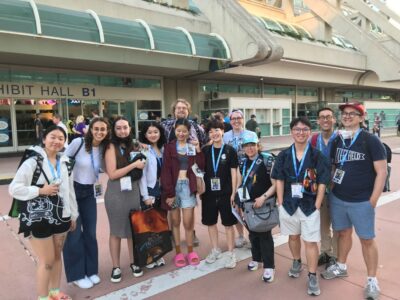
[187, 251, 200, 266]
[49, 291, 72, 300]
[174, 253, 187, 268]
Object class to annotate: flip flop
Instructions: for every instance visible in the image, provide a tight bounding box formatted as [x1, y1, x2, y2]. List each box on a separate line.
[49, 291, 72, 300]
[174, 253, 187, 268]
[187, 251, 200, 266]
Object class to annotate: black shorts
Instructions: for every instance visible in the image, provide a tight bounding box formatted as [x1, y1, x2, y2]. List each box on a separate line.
[21, 218, 71, 239]
[201, 194, 237, 227]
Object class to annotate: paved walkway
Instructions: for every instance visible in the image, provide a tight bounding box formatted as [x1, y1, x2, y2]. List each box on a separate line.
[1, 134, 399, 300]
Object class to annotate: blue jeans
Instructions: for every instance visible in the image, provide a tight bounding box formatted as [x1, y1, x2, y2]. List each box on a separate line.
[63, 182, 98, 282]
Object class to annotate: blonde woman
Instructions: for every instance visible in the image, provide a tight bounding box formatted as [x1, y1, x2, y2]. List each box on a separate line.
[73, 115, 87, 137]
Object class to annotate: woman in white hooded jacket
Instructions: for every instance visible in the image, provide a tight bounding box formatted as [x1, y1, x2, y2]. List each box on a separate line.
[9, 125, 78, 300]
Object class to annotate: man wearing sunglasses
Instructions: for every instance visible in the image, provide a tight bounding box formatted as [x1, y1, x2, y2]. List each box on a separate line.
[321, 102, 387, 300]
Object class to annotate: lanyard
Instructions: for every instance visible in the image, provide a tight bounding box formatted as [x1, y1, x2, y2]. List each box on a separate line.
[150, 146, 162, 168]
[317, 132, 336, 157]
[211, 144, 224, 177]
[47, 158, 61, 181]
[241, 157, 257, 186]
[338, 129, 362, 168]
[291, 143, 309, 181]
[90, 149, 100, 181]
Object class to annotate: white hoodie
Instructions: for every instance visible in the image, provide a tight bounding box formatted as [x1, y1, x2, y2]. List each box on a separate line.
[9, 146, 78, 221]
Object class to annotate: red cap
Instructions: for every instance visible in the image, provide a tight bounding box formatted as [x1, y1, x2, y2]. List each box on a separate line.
[339, 101, 365, 116]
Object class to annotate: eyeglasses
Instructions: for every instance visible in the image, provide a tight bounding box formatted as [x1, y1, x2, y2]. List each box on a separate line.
[318, 115, 333, 121]
[292, 127, 311, 133]
[341, 112, 361, 118]
[230, 117, 243, 121]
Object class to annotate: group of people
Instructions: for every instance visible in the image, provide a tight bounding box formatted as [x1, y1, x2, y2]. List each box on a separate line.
[10, 99, 387, 300]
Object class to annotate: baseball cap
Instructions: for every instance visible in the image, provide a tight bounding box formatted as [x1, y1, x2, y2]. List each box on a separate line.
[242, 131, 259, 145]
[339, 101, 365, 116]
[251, 114, 256, 118]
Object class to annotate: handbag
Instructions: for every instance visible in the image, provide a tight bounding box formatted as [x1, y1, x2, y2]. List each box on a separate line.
[129, 208, 172, 267]
[243, 197, 279, 232]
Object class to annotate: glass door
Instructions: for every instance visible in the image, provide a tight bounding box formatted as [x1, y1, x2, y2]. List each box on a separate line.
[0, 99, 13, 152]
[14, 99, 37, 147]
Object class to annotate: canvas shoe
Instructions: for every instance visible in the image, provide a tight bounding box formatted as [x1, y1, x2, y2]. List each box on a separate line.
[205, 248, 222, 264]
[110, 267, 121, 283]
[146, 258, 166, 269]
[73, 276, 93, 289]
[130, 264, 144, 278]
[88, 274, 101, 285]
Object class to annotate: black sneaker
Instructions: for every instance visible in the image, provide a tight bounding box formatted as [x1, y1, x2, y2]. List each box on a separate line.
[110, 267, 121, 283]
[130, 264, 143, 278]
[317, 253, 330, 266]
[325, 256, 337, 269]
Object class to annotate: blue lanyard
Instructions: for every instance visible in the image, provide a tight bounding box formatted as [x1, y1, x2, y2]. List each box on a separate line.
[150, 146, 162, 168]
[211, 144, 224, 177]
[241, 158, 257, 186]
[338, 129, 362, 168]
[317, 131, 336, 157]
[47, 158, 61, 181]
[291, 143, 309, 181]
[90, 149, 100, 181]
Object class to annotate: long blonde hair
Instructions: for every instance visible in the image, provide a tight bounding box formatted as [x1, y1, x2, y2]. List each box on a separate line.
[76, 115, 85, 124]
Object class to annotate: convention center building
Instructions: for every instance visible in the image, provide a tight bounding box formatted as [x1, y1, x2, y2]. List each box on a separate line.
[0, 0, 400, 153]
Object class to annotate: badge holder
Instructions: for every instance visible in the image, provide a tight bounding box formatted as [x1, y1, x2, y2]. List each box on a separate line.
[94, 182, 103, 197]
[291, 183, 303, 198]
[120, 176, 132, 191]
[332, 169, 345, 184]
[186, 144, 196, 156]
[237, 187, 250, 202]
[210, 177, 221, 191]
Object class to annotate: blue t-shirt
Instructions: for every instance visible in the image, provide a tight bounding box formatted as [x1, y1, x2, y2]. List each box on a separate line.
[271, 144, 331, 216]
[331, 130, 386, 202]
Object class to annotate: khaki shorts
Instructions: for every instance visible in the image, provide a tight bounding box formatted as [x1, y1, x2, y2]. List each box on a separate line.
[279, 206, 321, 242]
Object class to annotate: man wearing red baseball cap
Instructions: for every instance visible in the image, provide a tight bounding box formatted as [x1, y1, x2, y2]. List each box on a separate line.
[321, 102, 387, 300]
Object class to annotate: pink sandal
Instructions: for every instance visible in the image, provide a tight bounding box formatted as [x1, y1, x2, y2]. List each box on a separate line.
[174, 253, 187, 268]
[187, 251, 200, 266]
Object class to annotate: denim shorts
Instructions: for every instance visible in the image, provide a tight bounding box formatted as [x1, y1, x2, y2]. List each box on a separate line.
[174, 179, 197, 209]
[329, 193, 375, 239]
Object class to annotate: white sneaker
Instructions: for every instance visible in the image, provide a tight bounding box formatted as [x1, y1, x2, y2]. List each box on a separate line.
[235, 236, 248, 248]
[205, 248, 222, 264]
[73, 276, 93, 289]
[224, 252, 237, 269]
[146, 258, 166, 269]
[88, 274, 101, 285]
[262, 268, 275, 283]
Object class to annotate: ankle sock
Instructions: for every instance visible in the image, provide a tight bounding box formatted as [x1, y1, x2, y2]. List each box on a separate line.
[367, 276, 378, 283]
[48, 288, 60, 297]
[337, 262, 347, 270]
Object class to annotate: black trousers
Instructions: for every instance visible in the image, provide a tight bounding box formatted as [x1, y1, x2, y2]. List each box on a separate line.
[249, 230, 275, 268]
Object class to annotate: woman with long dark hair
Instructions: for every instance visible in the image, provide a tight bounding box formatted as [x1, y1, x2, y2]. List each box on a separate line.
[63, 117, 110, 289]
[138, 121, 167, 268]
[104, 116, 145, 283]
[9, 125, 78, 300]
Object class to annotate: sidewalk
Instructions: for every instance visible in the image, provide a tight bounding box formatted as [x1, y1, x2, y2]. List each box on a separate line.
[0, 135, 399, 300]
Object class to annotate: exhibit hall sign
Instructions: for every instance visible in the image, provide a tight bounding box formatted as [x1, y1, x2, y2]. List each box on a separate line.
[0, 82, 162, 100]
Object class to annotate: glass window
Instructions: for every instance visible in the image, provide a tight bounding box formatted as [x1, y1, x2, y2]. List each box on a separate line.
[132, 79, 161, 89]
[200, 83, 218, 92]
[240, 85, 260, 94]
[264, 86, 276, 95]
[190, 33, 227, 59]
[218, 84, 239, 93]
[261, 17, 283, 32]
[0, 99, 13, 147]
[37, 4, 100, 42]
[100, 16, 151, 49]
[14, 99, 38, 146]
[11, 71, 58, 84]
[58, 74, 99, 85]
[276, 86, 295, 95]
[150, 25, 192, 55]
[0, 0, 36, 34]
[137, 100, 161, 110]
